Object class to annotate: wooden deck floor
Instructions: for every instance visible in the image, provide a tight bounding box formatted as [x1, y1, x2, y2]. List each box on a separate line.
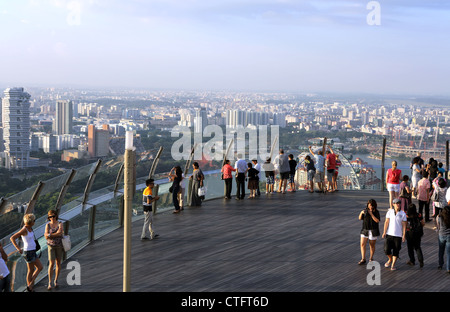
[35, 190, 449, 293]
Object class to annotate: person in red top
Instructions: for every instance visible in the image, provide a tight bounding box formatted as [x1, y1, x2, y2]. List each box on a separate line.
[221, 159, 236, 199]
[386, 160, 402, 209]
[326, 145, 337, 192]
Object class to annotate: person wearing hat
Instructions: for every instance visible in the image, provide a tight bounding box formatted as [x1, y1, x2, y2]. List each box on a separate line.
[382, 198, 407, 271]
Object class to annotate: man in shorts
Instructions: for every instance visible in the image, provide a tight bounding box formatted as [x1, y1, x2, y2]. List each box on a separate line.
[309, 146, 325, 193]
[276, 149, 290, 194]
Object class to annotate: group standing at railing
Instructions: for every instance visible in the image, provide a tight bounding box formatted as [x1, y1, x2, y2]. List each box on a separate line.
[358, 152, 450, 273]
[217, 146, 341, 201]
[1, 209, 66, 292]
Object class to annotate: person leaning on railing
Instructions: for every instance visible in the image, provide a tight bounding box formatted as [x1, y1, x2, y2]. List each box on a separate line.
[221, 159, 236, 199]
[10, 213, 43, 292]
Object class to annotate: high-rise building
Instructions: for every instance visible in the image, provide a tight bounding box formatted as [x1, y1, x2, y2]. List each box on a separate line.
[53, 100, 73, 135]
[88, 124, 110, 158]
[1, 87, 31, 169]
[272, 113, 286, 128]
[226, 109, 246, 128]
[194, 108, 208, 134]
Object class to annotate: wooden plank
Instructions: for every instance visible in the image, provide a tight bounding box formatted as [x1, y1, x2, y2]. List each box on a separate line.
[35, 190, 450, 292]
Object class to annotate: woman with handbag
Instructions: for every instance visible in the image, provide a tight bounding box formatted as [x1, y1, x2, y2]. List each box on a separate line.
[10, 213, 43, 292]
[399, 175, 412, 212]
[189, 162, 204, 207]
[45, 210, 64, 290]
[432, 178, 448, 229]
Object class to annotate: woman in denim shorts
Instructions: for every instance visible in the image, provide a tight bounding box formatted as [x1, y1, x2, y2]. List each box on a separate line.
[10, 213, 43, 292]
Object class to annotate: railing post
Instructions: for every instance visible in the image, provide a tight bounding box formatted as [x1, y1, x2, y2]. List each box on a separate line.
[187, 179, 193, 207]
[152, 184, 159, 215]
[63, 220, 70, 261]
[88, 205, 97, 242]
[446, 140, 449, 182]
[381, 137, 386, 192]
[118, 195, 124, 227]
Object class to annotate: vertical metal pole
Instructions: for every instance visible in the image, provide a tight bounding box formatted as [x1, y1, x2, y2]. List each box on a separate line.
[446, 140, 449, 182]
[152, 184, 159, 214]
[123, 141, 135, 292]
[88, 205, 97, 242]
[381, 137, 386, 192]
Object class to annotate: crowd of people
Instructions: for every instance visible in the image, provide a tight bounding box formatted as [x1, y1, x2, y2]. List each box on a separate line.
[359, 152, 450, 274]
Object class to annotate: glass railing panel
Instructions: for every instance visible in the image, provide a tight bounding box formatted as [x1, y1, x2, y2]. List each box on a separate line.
[93, 196, 122, 239]
[63, 207, 92, 257]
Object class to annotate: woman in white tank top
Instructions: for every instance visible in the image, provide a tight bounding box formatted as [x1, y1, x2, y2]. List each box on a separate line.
[10, 213, 43, 292]
[22, 228, 36, 251]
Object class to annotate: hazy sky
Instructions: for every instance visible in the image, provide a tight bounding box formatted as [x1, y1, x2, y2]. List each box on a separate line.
[1, 0, 449, 95]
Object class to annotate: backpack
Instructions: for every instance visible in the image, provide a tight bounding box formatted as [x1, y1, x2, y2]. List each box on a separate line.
[408, 216, 423, 237]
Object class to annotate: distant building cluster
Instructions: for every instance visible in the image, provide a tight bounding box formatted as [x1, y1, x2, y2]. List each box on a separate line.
[0, 87, 449, 169]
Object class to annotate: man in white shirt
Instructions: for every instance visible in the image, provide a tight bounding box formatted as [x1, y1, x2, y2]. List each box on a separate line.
[235, 154, 247, 200]
[309, 146, 325, 193]
[382, 198, 407, 271]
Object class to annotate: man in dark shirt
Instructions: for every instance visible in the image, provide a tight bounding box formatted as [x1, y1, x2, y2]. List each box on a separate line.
[288, 154, 297, 192]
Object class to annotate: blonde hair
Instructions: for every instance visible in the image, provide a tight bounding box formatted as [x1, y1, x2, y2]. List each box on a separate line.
[23, 213, 36, 225]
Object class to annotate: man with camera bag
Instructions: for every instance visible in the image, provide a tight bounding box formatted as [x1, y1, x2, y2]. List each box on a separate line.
[141, 179, 160, 240]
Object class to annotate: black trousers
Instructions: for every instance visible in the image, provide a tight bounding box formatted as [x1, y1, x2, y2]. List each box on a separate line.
[224, 178, 233, 198]
[236, 173, 246, 199]
[384, 235, 402, 258]
[418, 200, 430, 221]
[406, 232, 424, 264]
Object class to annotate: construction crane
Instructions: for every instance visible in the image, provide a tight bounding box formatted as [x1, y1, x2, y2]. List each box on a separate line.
[417, 117, 428, 150]
[434, 118, 439, 149]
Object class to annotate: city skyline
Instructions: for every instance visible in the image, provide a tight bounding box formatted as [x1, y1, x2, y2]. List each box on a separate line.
[0, 1, 449, 96]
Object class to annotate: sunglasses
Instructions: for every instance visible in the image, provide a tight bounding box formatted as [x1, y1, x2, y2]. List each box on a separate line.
[48, 215, 56, 219]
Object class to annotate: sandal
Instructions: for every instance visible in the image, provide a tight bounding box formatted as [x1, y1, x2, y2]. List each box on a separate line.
[384, 261, 391, 268]
[358, 259, 366, 265]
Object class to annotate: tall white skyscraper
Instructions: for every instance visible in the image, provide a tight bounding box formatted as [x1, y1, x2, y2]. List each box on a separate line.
[194, 108, 208, 134]
[2, 87, 31, 169]
[53, 100, 73, 135]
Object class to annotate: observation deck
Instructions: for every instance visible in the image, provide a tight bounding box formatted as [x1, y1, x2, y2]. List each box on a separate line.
[30, 189, 449, 293]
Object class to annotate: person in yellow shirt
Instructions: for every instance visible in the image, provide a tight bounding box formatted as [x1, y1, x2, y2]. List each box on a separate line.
[141, 179, 160, 240]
